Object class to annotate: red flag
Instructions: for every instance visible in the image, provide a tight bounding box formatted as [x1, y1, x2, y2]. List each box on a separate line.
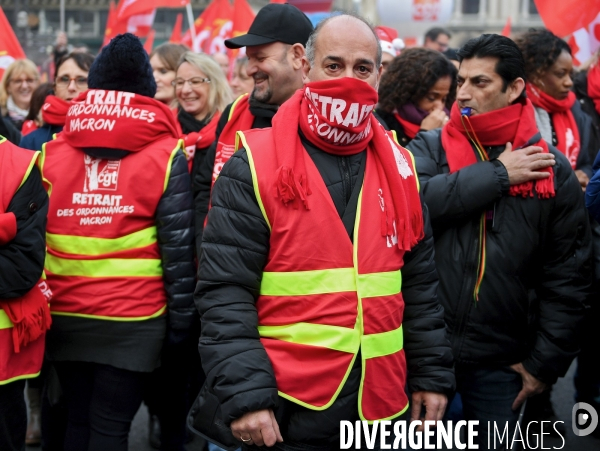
[126, 9, 156, 37]
[182, 0, 234, 53]
[228, 0, 256, 61]
[103, 1, 127, 47]
[144, 30, 156, 53]
[534, 0, 600, 37]
[169, 13, 183, 43]
[117, 0, 189, 20]
[568, 12, 600, 66]
[270, 0, 287, 3]
[0, 6, 27, 80]
[501, 17, 511, 37]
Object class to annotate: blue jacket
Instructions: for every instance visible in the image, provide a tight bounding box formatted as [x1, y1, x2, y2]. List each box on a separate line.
[19, 124, 63, 151]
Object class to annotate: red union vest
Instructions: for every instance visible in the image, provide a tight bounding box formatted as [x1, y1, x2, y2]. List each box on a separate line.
[0, 137, 48, 385]
[237, 128, 420, 422]
[39, 135, 183, 321]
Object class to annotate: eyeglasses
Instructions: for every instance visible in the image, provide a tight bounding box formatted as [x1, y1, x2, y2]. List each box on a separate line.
[9, 78, 37, 86]
[55, 76, 88, 88]
[172, 77, 211, 89]
[435, 41, 449, 51]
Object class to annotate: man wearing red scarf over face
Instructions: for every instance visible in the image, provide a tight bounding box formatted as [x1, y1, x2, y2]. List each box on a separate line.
[407, 34, 592, 445]
[194, 13, 454, 449]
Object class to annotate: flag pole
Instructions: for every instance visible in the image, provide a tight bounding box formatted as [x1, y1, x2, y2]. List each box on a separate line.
[185, 3, 197, 49]
[60, 0, 66, 32]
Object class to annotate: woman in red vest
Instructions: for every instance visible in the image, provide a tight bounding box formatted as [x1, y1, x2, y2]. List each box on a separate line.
[40, 34, 196, 451]
[376, 48, 456, 147]
[0, 133, 50, 451]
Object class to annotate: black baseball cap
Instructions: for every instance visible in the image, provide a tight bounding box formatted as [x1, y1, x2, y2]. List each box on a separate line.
[224, 4, 314, 49]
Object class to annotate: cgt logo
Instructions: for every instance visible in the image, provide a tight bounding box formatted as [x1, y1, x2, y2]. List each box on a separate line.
[572, 402, 598, 437]
[83, 155, 120, 192]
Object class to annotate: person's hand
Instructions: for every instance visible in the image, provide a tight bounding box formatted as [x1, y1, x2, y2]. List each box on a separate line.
[410, 391, 447, 431]
[510, 363, 548, 411]
[575, 169, 590, 191]
[497, 142, 555, 185]
[230, 409, 283, 447]
[420, 109, 449, 131]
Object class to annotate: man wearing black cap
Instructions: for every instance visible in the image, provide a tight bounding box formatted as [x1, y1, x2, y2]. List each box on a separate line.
[192, 3, 313, 252]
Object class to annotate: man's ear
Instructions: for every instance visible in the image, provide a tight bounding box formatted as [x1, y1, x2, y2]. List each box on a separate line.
[290, 43, 305, 70]
[508, 77, 525, 103]
[301, 56, 311, 84]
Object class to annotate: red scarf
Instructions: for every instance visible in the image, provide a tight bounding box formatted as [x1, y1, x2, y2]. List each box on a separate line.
[213, 94, 255, 186]
[42, 95, 70, 126]
[587, 63, 600, 117]
[393, 111, 421, 139]
[182, 112, 221, 172]
[272, 78, 424, 251]
[442, 99, 555, 198]
[62, 90, 180, 151]
[21, 120, 38, 136]
[527, 84, 580, 169]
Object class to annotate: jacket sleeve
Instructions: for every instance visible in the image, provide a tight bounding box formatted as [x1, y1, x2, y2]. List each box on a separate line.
[524, 155, 592, 384]
[407, 131, 509, 228]
[195, 149, 278, 426]
[156, 150, 197, 338]
[573, 102, 597, 177]
[193, 107, 230, 255]
[0, 115, 22, 145]
[402, 200, 455, 396]
[0, 167, 48, 298]
[585, 151, 600, 220]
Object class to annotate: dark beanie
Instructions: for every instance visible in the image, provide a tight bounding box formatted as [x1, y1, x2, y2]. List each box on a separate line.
[87, 33, 157, 98]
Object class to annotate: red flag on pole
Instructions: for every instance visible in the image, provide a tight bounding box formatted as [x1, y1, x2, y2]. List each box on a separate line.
[169, 13, 184, 43]
[567, 11, 600, 66]
[182, 0, 234, 53]
[0, 7, 27, 80]
[144, 30, 156, 53]
[117, 0, 189, 20]
[229, 0, 255, 58]
[103, 1, 127, 47]
[501, 17, 511, 37]
[126, 9, 156, 37]
[534, 0, 600, 37]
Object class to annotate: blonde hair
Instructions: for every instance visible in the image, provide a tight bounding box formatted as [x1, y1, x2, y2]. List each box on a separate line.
[0, 59, 40, 109]
[177, 52, 233, 117]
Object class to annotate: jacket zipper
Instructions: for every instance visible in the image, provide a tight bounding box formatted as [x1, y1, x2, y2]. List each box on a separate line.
[340, 157, 351, 205]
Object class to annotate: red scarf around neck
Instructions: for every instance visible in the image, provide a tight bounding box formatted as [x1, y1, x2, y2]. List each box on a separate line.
[271, 77, 424, 251]
[182, 112, 221, 171]
[393, 111, 421, 139]
[587, 63, 600, 117]
[526, 84, 580, 169]
[442, 99, 555, 198]
[42, 95, 70, 126]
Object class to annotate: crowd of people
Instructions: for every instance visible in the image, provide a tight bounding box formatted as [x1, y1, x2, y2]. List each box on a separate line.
[1, 4, 600, 451]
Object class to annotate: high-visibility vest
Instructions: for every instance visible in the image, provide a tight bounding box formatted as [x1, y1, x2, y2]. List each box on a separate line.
[236, 128, 420, 422]
[39, 135, 183, 321]
[0, 137, 47, 385]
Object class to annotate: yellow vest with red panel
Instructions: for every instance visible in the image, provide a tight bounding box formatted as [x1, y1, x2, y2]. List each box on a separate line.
[236, 128, 419, 422]
[0, 137, 47, 384]
[39, 135, 183, 321]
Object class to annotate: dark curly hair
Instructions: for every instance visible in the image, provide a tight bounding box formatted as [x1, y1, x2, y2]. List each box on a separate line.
[378, 48, 457, 113]
[514, 29, 571, 82]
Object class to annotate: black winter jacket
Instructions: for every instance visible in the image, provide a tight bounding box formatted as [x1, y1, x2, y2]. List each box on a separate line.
[407, 130, 592, 384]
[195, 135, 455, 443]
[574, 71, 600, 157]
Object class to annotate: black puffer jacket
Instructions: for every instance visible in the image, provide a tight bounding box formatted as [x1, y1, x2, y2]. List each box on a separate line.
[407, 130, 592, 384]
[195, 135, 454, 443]
[574, 70, 600, 155]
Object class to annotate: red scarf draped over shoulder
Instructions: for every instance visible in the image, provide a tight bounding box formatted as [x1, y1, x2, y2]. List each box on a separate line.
[42, 95, 70, 126]
[271, 77, 424, 251]
[587, 63, 600, 117]
[182, 112, 221, 172]
[442, 99, 555, 198]
[527, 84, 580, 169]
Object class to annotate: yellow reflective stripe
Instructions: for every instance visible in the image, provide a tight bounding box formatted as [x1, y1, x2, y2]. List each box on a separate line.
[46, 227, 157, 256]
[0, 309, 13, 329]
[240, 133, 272, 230]
[229, 94, 248, 120]
[164, 142, 183, 193]
[258, 322, 360, 354]
[39, 142, 53, 197]
[45, 253, 162, 278]
[361, 325, 403, 360]
[51, 305, 166, 322]
[260, 269, 400, 297]
[0, 136, 6, 145]
[357, 271, 401, 298]
[0, 371, 42, 386]
[18, 151, 40, 190]
[261, 268, 355, 295]
[406, 148, 420, 193]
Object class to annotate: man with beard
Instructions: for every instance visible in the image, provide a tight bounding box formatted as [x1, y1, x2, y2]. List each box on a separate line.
[194, 13, 454, 448]
[407, 34, 591, 446]
[192, 3, 313, 251]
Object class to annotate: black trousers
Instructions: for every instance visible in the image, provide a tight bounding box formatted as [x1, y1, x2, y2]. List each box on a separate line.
[54, 361, 145, 451]
[0, 379, 26, 451]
